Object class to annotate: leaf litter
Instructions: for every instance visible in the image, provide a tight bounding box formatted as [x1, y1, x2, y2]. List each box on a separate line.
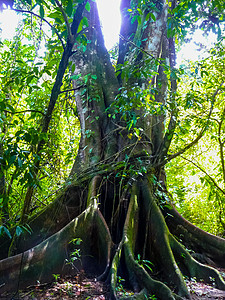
[1, 268, 225, 299]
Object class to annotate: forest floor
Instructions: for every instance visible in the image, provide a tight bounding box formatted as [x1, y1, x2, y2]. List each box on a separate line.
[2, 268, 225, 300]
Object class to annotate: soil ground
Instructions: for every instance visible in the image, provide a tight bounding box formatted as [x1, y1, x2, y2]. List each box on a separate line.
[1, 269, 225, 299]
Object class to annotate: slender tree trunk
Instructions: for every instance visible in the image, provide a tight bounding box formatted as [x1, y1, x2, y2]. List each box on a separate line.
[0, 142, 8, 223]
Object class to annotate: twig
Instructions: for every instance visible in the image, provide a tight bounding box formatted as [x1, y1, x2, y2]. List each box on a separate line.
[4, 109, 45, 116]
[180, 155, 225, 196]
[12, 8, 65, 49]
[59, 85, 85, 94]
[119, 34, 155, 60]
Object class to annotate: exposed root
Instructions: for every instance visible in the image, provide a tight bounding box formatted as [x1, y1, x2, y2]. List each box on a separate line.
[0, 207, 111, 295]
[141, 180, 190, 299]
[0, 207, 90, 293]
[1, 175, 225, 300]
[107, 178, 225, 299]
[108, 183, 185, 299]
[163, 204, 225, 266]
[93, 208, 113, 279]
[110, 240, 123, 299]
[87, 175, 103, 207]
[169, 234, 225, 290]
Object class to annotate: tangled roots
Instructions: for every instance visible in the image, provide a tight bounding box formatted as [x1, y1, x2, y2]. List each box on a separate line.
[1, 175, 225, 300]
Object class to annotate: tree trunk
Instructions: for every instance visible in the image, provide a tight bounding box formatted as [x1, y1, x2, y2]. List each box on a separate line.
[0, 142, 8, 223]
[1, 1, 225, 299]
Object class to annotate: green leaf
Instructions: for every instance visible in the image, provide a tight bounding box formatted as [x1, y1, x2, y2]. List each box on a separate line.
[70, 74, 81, 80]
[39, 5, 44, 19]
[4, 227, 12, 239]
[82, 16, 89, 27]
[71, 64, 75, 73]
[17, 157, 23, 168]
[6, 103, 15, 113]
[27, 75, 35, 85]
[21, 224, 32, 235]
[131, 15, 137, 24]
[8, 155, 17, 166]
[137, 8, 142, 15]
[16, 226, 23, 237]
[137, 15, 142, 25]
[85, 1, 91, 12]
[0, 101, 6, 110]
[0, 226, 12, 239]
[150, 13, 156, 21]
[48, 12, 62, 20]
[24, 133, 32, 142]
[66, 0, 73, 17]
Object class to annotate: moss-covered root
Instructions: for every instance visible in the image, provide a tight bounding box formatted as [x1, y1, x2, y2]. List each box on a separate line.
[123, 242, 178, 300]
[163, 204, 225, 266]
[0, 205, 95, 294]
[141, 181, 190, 299]
[86, 175, 103, 207]
[110, 240, 123, 300]
[170, 234, 225, 290]
[94, 209, 113, 279]
[109, 184, 185, 300]
[124, 186, 180, 300]
[0, 197, 112, 295]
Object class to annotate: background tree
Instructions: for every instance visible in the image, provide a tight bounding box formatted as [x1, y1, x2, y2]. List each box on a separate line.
[0, 0, 225, 299]
[167, 39, 225, 236]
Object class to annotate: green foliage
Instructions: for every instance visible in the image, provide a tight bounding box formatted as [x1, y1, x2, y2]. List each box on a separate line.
[136, 254, 154, 273]
[168, 0, 225, 40]
[1, 0, 225, 241]
[52, 273, 60, 283]
[65, 238, 82, 266]
[145, 295, 157, 300]
[116, 276, 134, 297]
[167, 38, 225, 236]
[0, 4, 80, 231]
[15, 224, 32, 236]
[108, 83, 165, 136]
[0, 225, 12, 238]
[127, 0, 159, 26]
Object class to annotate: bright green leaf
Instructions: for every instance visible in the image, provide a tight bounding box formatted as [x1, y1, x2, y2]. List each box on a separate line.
[85, 1, 91, 12]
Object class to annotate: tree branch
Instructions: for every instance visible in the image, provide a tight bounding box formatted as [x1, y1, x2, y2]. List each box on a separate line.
[4, 109, 45, 116]
[59, 85, 85, 94]
[180, 155, 225, 196]
[218, 106, 225, 184]
[71, 0, 88, 35]
[12, 8, 65, 49]
[54, 0, 72, 40]
[119, 34, 159, 62]
[117, 0, 137, 83]
[154, 10, 178, 164]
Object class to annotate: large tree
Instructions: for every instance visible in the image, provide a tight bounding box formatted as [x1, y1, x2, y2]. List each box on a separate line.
[1, 0, 225, 299]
